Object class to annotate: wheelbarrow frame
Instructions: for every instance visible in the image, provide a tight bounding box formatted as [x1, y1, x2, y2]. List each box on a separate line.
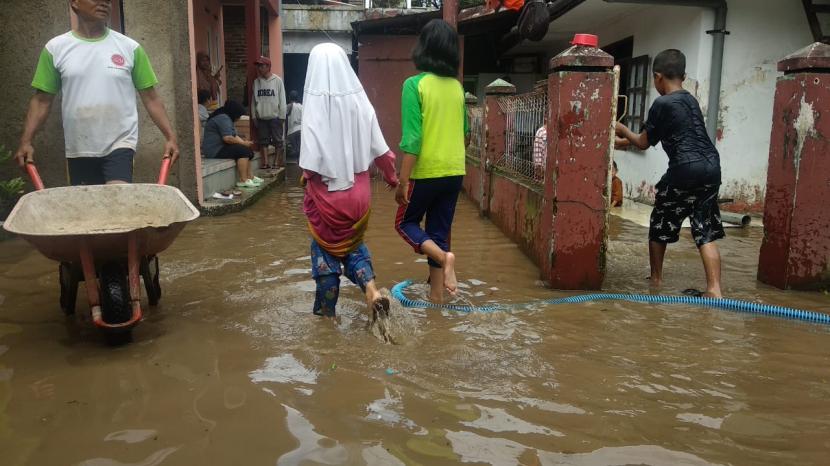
[7, 158, 195, 337]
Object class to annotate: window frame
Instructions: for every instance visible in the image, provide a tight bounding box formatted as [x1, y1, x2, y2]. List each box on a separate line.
[617, 54, 650, 135]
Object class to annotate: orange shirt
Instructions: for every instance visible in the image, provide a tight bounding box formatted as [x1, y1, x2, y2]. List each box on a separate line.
[611, 176, 623, 207]
[487, 0, 525, 11]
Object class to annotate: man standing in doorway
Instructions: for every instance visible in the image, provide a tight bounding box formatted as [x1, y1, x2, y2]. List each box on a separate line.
[252, 56, 286, 169]
[15, 0, 179, 185]
[285, 90, 303, 163]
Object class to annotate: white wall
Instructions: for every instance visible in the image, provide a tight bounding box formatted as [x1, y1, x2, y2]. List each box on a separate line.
[595, 0, 811, 211]
[716, 0, 812, 210]
[283, 31, 352, 54]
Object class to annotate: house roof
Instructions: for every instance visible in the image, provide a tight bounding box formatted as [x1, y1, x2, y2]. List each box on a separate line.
[352, 7, 519, 36]
[352, 1, 589, 55]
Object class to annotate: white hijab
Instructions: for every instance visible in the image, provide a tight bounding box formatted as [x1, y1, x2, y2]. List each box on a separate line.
[299, 43, 390, 192]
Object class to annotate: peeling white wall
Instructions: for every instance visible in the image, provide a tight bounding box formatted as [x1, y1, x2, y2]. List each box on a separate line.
[593, 0, 811, 210]
[716, 0, 812, 209]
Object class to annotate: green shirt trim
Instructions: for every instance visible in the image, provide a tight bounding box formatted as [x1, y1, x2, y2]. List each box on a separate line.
[399, 73, 426, 155]
[70, 28, 110, 42]
[132, 46, 159, 90]
[31, 48, 60, 94]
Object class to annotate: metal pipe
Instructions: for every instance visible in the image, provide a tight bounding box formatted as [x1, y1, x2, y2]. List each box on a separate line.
[721, 211, 751, 227]
[707, 4, 728, 142]
[603, 0, 728, 142]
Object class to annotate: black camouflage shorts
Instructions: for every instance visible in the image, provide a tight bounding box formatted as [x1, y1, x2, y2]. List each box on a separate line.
[649, 180, 725, 247]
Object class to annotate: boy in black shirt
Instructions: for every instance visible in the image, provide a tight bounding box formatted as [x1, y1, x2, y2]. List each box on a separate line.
[615, 49, 724, 298]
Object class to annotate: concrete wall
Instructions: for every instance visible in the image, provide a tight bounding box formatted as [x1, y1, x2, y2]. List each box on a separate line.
[0, 0, 199, 200]
[595, 0, 811, 212]
[716, 0, 812, 212]
[358, 35, 419, 161]
[282, 5, 365, 32]
[283, 31, 353, 54]
[487, 174, 549, 272]
[1, 1, 70, 188]
[124, 0, 199, 200]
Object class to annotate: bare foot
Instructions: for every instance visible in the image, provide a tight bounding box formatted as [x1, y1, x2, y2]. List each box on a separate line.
[371, 295, 390, 321]
[703, 291, 722, 299]
[647, 276, 662, 287]
[443, 252, 457, 295]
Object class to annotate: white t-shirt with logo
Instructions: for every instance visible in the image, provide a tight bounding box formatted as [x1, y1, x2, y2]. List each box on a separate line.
[32, 29, 159, 158]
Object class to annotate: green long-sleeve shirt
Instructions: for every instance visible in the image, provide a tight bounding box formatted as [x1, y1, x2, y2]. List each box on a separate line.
[399, 72, 468, 179]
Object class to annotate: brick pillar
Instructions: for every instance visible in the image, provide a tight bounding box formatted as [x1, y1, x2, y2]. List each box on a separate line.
[758, 43, 830, 290]
[545, 45, 617, 290]
[443, 0, 459, 28]
[481, 79, 516, 217]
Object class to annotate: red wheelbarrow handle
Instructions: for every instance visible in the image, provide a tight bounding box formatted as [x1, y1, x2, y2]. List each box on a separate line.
[158, 156, 172, 185]
[25, 161, 45, 191]
[23, 156, 172, 189]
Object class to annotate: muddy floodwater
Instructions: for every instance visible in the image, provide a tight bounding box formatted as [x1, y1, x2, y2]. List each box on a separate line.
[1, 166, 829, 465]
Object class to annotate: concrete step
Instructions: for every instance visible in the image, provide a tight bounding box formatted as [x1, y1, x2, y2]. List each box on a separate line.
[200, 167, 286, 216]
[202, 152, 278, 202]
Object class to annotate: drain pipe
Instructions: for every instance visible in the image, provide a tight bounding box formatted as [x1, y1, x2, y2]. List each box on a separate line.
[604, 0, 728, 142]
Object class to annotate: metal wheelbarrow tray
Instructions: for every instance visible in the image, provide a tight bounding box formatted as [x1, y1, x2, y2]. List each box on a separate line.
[4, 184, 198, 262]
[3, 162, 199, 340]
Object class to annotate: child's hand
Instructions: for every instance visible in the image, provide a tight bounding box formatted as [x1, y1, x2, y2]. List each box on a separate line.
[615, 121, 627, 136]
[395, 182, 409, 206]
[615, 137, 630, 149]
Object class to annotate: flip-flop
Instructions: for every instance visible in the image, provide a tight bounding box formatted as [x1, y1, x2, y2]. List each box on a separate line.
[682, 288, 704, 297]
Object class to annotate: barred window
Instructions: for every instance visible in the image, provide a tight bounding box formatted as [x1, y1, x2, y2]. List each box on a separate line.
[617, 55, 650, 134]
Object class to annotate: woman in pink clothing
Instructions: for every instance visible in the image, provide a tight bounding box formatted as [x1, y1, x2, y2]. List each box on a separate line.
[300, 43, 399, 319]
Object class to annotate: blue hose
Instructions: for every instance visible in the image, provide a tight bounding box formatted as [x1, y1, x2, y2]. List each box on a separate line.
[391, 280, 830, 325]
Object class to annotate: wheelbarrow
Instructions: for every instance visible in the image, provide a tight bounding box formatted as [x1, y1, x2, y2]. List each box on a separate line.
[2, 158, 199, 343]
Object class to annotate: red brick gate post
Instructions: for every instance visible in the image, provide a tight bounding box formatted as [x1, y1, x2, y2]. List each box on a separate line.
[758, 43, 830, 290]
[544, 44, 617, 290]
[481, 79, 516, 217]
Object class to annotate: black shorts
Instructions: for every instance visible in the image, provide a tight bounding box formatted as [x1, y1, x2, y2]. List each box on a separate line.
[649, 180, 725, 247]
[256, 118, 283, 147]
[67, 148, 135, 185]
[215, 144, 254, 160]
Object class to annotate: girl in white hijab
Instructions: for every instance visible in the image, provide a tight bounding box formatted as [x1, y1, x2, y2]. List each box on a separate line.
[300, 43, 399, 320]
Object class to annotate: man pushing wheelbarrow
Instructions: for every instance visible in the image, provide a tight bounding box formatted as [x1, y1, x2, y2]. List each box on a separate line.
[7, 0, 196, 344]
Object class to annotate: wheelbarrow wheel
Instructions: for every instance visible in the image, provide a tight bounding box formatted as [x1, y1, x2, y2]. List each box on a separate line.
[100, 261, 132, 325]
[59, 262, 79, 315]
[141, 256, 162, 306]
[104, 329, 134, 346]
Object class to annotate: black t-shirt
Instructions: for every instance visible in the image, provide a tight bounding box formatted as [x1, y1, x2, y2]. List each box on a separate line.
[644, 90, 721, 187]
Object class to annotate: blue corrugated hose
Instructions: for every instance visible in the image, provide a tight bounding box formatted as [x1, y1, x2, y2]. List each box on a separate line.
[391, 280, 830, 325]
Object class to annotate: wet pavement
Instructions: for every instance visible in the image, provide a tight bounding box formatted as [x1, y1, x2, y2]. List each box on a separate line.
[1, 165, 829, 465]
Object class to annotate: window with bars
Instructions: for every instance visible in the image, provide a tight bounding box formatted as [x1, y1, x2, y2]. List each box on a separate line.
[617, 55, 650, 134]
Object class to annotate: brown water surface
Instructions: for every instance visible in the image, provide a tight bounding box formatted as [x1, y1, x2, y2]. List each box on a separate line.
[1, 166, 829, 465]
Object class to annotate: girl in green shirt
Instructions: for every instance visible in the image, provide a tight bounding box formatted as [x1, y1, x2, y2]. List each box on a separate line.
[395, 19, 469, 303]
